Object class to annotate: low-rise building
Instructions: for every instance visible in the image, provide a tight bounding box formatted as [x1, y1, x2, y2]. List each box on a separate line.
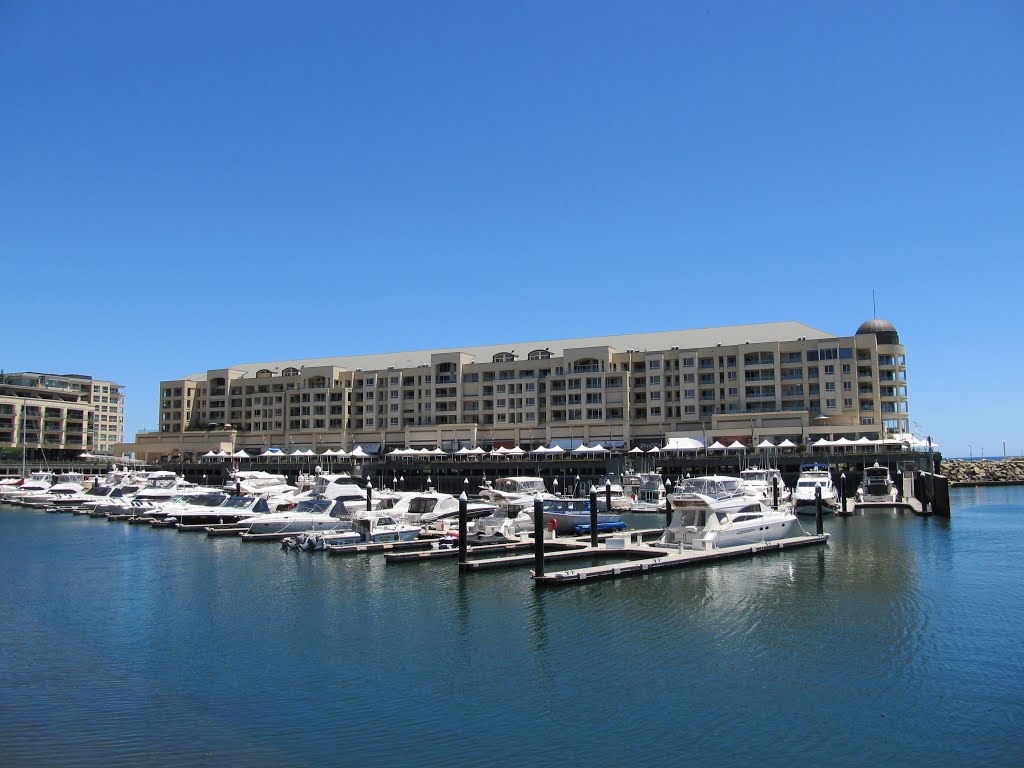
[131, 319, 909, 462]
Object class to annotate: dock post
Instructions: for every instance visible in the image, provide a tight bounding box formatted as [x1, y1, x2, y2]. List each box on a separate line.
[366, 479, 373, 512]
[772, 477, 779, 509]
[815, 485, 823, 535]
[605, 479, 613, 534]
[664, 478, 673, 528]
[589, 485, 599, 547]
[533, 495, 545, 577]
[895, 470, 903, 502]
[840, 472, 848, 515]
[458, 492, 468, 566]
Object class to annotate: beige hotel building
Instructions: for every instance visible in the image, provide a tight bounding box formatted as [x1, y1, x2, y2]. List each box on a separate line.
[131, 319, 909, 462]
[1, 372, 125, 455]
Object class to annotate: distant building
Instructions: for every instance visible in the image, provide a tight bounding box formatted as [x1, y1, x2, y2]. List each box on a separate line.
[0, 372, 125, 456]
[132, 319, 909, 461]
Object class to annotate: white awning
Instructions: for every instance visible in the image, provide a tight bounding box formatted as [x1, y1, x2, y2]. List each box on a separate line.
[663, 437, 704, 451]
[756, 439, 777, 449]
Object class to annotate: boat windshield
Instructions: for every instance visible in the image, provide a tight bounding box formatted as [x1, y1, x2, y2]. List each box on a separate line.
[147, 475, 177, 489]
[85, 486, 110, 496]
[408, 497, 439, 515]
[676, 478, 745, 498]
[742, 471, 767, 483]
[294, 499, 333, 515]
[220, 496, 255, 509]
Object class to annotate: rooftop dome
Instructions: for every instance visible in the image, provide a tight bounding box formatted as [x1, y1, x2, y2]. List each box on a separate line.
[856, 318, 899, 344]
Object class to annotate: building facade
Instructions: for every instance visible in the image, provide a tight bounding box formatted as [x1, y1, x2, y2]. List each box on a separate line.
[0, 372, 125, 455]
[136, 319, 909, 461]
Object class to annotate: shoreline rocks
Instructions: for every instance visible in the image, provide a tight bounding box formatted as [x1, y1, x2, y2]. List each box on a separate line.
[941, 458, 1024, 485]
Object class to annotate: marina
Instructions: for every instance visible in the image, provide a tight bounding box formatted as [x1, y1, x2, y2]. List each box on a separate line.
[1, 485, 1021, 767]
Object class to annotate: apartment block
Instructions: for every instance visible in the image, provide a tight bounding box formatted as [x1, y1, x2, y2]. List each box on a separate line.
[139, 319, 908, 459]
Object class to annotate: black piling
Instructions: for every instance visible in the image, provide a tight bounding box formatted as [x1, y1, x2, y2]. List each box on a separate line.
[533, 496, 545, 577]
[772, 477, 779, 509]
[366, 479, 373, 512]
[458, 492, 468, 566]
[589, 485, 599, 547]
[895, 470, 903, 502]
[815, 485, 823, 535]
[604, 480, 613, 531]
[664, 478, 673, 528]
[839, 473, 848, 515]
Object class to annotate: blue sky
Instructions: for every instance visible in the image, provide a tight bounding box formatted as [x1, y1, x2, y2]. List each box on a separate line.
[1, 1, 1021, 458]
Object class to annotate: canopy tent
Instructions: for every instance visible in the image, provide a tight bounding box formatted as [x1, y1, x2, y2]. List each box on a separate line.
[756, 439, 777, 450]
[530, 446, 550, 455]
[215, 450, 231, 458]
[506, 446, 526, 456]
[546, 446, 565, 455]
[231, 450, 251, 459]
[646, 446, 661, 454]
[777, 439, 798, 449]
[663, 437, 704, 452]
[430, 447, 448, 457]
[349, 446, 372, 459]
[811, 438, 832, 449]
[854, 436, 877, 446]
[706, 441, 727, 452]
[726, 441, 747, 451]
[289, 449, 306, 457]
[467, 447, 487, 456]
[628, 447, 645, 454]
[261, 448, 286, 458]
[549, 438, 584, 451]
[832, 437, 855, 447]
[455, 446, 474, 455]
[202, 450, 218, 458]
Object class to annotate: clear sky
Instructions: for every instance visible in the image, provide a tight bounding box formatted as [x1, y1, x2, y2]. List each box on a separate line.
[1, 1, 1021, 458]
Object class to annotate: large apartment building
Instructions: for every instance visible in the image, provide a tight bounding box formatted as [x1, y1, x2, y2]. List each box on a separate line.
[139, 319, 909, 460]
[0, 372, 125, 455]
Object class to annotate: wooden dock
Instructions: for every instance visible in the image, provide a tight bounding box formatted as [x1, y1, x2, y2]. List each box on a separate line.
[851, 499, 924, 514]
[533, 534, 830, 587]
[325, 539, 437, 556]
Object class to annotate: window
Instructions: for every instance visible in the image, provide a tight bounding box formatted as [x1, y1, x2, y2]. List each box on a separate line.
[844, 398, 853, 408]
[826, 398, 836, 409]
[842, 364, 852, 374]
[648, 360, 660, 369]
[824, 365, 835, 375]
[528, 349, 551, 360]
[683, 373, 695, 383]
[492, 352, 515, 363]
[825, 382, 836, 392]
[682, 357, 694, 367]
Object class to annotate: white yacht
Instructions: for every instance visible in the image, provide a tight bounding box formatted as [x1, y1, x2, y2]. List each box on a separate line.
[225, 471, 297, 497]
[792, 465, 839, 514]
[238, 498, 353, 536]
[739, 467, 790, 503]
[656, 476, 798, 550]
[390, 491, 497, 527]
[168, 495, 289, 528]
[596, 475, 631, 511]
[857, 463, 899, 504]
[0, 471, 54, 501]
[479, 477, 557, 513]
[630, 472, 666, 511]
[22, 472, 88, 508]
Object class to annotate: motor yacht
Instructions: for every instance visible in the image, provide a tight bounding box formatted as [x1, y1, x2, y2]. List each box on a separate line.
[167, 495, 286, 528]
[857, 463, 899, 504]
[224, 470, 297, 497]
[739, 467, 790, 503]
[630, 472, 666, 511]
[0, 471, 54, 502]
[22, 472, 88, 509]
[238, 498, 353, 536]
[655, 476, 798, 550]
[479, 477, 557, 513]
[792, 465, 839, 514]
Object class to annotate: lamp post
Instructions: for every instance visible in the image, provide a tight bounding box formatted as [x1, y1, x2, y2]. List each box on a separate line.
[426, 475, 432, 491]
[553, 477, 559, 496]
[399, 475, 404, 491]
[574, 474, 580, 497]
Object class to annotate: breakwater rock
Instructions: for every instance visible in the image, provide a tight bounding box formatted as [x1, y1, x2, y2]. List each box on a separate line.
[942, 458, 1024, 485]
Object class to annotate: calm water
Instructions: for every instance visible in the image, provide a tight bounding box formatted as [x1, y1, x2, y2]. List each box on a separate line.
[1, 489, 1022, 767]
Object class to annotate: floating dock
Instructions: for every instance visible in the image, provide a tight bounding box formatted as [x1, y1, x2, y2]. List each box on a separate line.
[533, 534, 830, 586]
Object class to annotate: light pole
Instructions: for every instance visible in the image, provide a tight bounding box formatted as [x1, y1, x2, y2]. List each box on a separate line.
[553, 477, 559, 496]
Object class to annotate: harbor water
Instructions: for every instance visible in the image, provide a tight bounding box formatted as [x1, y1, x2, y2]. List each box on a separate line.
[1, 487, 1022, 767]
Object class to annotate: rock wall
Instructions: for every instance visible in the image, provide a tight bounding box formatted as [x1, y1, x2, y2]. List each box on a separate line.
[942, 458, 1024, 485]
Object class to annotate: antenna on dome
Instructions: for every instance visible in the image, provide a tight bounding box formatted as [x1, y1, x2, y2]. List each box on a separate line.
[872, 290, 877, 319]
